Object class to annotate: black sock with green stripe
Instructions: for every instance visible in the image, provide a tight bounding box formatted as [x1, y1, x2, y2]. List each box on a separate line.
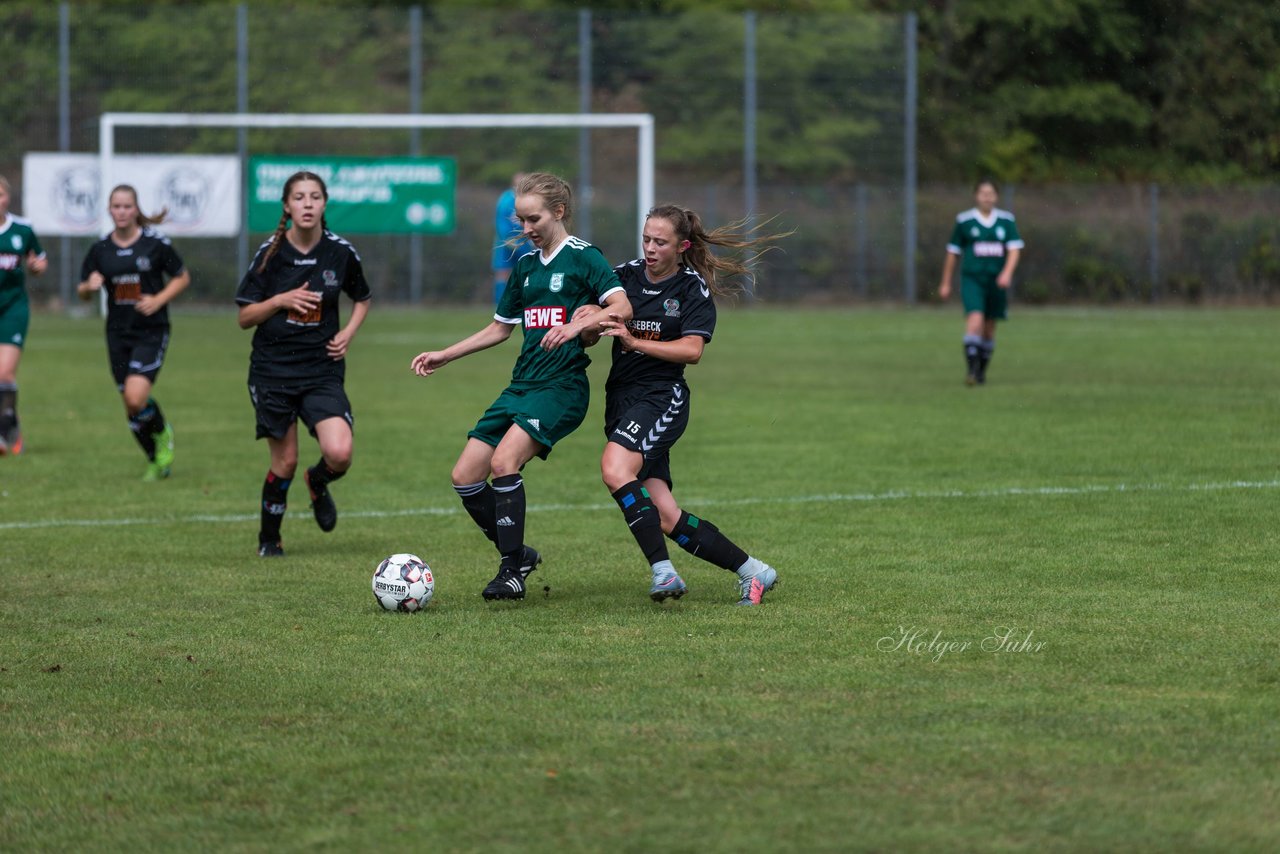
[612, 480, 669, 567]
[128, 399, 163, 460]
[668, 510, 748, 572]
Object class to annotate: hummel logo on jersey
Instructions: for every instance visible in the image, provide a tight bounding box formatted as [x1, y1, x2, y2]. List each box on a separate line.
[527, 418, 541, 431]
[497, 516, 516, 527]
[293, 257, 317, 266]
[523, 305, 566, 328]
[642, 288, 662, 295]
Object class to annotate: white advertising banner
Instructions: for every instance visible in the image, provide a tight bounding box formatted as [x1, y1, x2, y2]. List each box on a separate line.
[21, 153, 241, 237]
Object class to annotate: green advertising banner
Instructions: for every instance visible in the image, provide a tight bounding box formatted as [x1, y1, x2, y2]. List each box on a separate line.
[249, 156, 455, 234]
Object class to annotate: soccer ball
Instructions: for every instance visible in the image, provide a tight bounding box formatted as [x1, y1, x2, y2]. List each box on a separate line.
[372, 553, 434, 612]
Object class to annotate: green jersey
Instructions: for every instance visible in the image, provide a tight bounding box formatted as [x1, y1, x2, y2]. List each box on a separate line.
[495, 236, 623, 387]
[0, 215, 45, 301]
[947, 208, 1023, 280]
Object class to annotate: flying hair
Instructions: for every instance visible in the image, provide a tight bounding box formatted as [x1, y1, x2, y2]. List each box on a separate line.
[646, 204, 791, 297]
[110, 184, 168, 228]
[257, 171, 329, 274]
[515, 172, 573, 225]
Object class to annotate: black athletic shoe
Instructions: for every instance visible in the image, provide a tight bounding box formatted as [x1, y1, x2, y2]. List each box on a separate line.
[482, 564, 526, 600]
[519, 546, 543, 580]
[258, 540, 285, 558]
[305, 467, 337, 532]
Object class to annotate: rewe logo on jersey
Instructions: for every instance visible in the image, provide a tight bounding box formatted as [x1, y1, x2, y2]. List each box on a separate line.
[523, 305, 567, 328]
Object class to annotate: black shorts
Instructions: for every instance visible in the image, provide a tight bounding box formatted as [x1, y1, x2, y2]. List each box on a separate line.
[107, 327, 169, 389]
[248, 375, 353, 441]
[604, 382, 690, 488]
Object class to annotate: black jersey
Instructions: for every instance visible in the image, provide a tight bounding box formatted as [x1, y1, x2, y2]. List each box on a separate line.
[79, 228, 185, 334]
[235, 230, 371, 382]
[605, 260, 716, 393]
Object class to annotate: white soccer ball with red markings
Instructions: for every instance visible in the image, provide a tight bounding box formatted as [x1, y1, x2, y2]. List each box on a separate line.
[372, 553, 434, 612]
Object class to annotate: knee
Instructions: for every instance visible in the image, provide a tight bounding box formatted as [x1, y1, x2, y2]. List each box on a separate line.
[600, 458, 633, 493]
[324, 441, 353, 472]
[490, 455, 522, 479]
[274, 453, 299, 480]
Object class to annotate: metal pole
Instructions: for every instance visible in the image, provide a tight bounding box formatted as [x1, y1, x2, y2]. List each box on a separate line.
[855, 183, 869, 299]
[577, 9, 592, 242]
[409, 5, 423, 302]
[1148, 182, 1159, 301]
[903, 12, 918, 303]
[58, 2, 71, 307]
[743, 11, 757, 223]
[236, 3, 248, 278]
[637, 117, 654, 257]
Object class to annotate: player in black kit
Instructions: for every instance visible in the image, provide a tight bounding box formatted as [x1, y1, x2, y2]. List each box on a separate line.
[77, 185, 189, 480]
[578, 204, 786, 605]
[235, 171, 371, 557]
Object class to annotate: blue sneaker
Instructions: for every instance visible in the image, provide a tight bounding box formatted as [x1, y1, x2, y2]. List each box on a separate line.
[649, 567, 687, 602]
[736, 562, 777, 606]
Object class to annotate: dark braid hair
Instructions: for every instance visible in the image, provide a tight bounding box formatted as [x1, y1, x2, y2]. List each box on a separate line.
[646, 204, 790, 297]
[256, 171, 329, 273]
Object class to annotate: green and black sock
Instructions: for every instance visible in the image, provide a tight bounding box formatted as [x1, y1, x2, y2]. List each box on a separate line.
[612, 480, 669, 568]
[667, 510, 748, 572]
[128, 399, 164, 460]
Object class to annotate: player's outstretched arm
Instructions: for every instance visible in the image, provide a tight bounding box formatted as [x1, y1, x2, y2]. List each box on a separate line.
[542, 290, 632, 352]
[570, 304, 604, 347]
[411, 319, 514, 377]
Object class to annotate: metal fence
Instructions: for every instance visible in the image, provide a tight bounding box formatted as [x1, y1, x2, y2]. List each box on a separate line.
[3, 4, 1276, 305]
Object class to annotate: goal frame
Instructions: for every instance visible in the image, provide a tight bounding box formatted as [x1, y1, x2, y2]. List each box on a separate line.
[98, 112, 655, 250]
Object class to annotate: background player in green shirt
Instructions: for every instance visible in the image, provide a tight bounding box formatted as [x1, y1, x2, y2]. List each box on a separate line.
[411, 172, 632, 601]
[0, 174, 49, 455]
[937, 179, 1024, 385]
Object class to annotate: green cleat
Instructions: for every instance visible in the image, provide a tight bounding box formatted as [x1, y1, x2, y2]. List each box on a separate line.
[142, 460, 171, 481]
[153, 423, 175, 471]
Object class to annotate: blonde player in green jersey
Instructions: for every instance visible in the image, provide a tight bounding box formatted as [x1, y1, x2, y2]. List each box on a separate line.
[411, 173, 632, 601]
[938, 179, 1024, 385]
[0, 175, 49, 456]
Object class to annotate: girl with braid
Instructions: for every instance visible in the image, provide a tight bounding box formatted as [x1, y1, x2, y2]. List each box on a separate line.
[235, 172, 370, 557]
[78, 185, 188, 479]
[577, 205, 786, 604]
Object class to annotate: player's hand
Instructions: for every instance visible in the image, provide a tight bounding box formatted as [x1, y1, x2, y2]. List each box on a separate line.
[277, 285, 321, 314]
[996, 272, 1012, 289]
[540, 320, 580, 351]
[571, 305, 604, 347]
[599, 313, 635, 350]
[26, 253, 47, 276]
[135, 294, 163, 316]
[411, 351, 449, 376]
[938, 281, 951, 299]
[78, 271, 105, 300]
[328, 328, 355, 360]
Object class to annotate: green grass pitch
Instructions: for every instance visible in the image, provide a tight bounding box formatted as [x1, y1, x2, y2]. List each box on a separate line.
[2, 305, 1277, 851]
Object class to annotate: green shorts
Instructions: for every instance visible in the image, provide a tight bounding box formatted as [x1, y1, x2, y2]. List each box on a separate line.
[961, 275, 1008, 320]
[468, 374, 590, 460]
[0, 291, 30, 349]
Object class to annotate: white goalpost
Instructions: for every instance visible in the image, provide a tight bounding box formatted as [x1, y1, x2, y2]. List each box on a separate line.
[97, 112, 656, 250]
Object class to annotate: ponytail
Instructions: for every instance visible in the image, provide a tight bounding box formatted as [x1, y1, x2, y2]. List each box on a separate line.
[109, 184, 168, 228]
[647, 204, 791, 297]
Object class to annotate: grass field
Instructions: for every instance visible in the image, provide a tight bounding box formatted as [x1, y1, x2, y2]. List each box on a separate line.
[2, 305, 1278, 851]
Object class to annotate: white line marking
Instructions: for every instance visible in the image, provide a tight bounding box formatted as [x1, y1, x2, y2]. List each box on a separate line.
[2, 479, 1278, 532]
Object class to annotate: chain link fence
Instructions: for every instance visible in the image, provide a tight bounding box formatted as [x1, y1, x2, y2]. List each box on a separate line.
[2, 4, 1275, 305]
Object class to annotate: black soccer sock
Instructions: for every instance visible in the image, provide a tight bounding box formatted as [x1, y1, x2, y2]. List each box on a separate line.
[128, 400, 161, 461]
[978, 338, 995, 377]
[307, 457, 346, 488]
[0, 381, 16, 437]
[454, 480, 499, 548]
[667, 510, 749, 572]
[963, 334, 983, 376]
[492, 474, 526, 567]
[260, 470, 292, 545]
[612, 480, 670, 567]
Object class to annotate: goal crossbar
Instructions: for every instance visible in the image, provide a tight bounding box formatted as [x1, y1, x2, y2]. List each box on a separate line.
[98, 112, 655, 246]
